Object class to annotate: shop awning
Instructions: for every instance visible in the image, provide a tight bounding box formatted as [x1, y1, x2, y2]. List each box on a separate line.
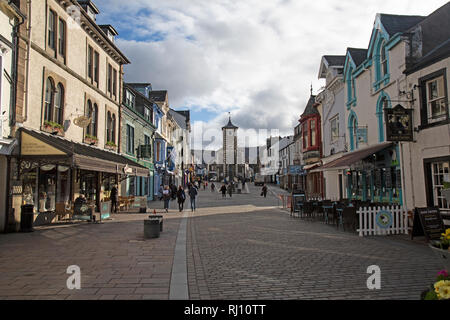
[0, 138, 16, 155]
[311, 142, 393, 172]
[303, 163, 320, 170]
[19, 128, 149, 177]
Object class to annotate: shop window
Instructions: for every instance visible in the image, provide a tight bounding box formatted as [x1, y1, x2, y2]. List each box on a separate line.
[432, 161, 450, 211]
[38, 165, 57, 212]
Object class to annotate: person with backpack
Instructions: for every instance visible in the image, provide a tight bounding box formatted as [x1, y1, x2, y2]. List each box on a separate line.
[189, 183, 198, 212]
[177, 186, 186, 212]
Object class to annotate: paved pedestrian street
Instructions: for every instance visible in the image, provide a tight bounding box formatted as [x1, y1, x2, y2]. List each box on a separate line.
[0, 185, 445, 300]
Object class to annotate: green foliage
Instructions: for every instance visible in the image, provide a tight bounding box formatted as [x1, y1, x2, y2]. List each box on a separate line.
[443, 181, 450, 190]
[106, 141, 116, 147]
[85, 134, 98, 141]
[44, 120, 63, 129]
[424, 290, 438, 300]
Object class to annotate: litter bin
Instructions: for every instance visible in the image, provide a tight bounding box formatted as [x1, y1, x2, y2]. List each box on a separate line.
[149, 215, 163, 231]
[20, 204, 35, 232]
[144, 215, 163, 238]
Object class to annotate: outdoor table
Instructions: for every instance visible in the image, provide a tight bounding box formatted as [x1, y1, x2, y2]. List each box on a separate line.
[322, 204, 334, 224]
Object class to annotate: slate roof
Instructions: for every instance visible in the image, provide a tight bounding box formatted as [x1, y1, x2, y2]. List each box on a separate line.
[222, 117, 238, 129]
[149, 90, 167, 102]
[347, 48, 368, 67]
[300, 95, 318, 118]
[279, 136, 294, 150]
[168, 109, 187, 130]
[323, 55, 346, 66]
[405, 38, 450, 74]
[379, 14, 425, 36]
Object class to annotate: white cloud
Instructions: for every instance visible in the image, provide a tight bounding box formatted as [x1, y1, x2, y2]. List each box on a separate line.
[96, 0, 448, 147]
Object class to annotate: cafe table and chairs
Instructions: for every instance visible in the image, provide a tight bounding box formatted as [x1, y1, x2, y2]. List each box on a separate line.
[322, 200, 334, 224]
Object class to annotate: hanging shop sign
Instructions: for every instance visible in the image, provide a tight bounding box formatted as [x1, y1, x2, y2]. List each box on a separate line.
[385, 104, 413, 142]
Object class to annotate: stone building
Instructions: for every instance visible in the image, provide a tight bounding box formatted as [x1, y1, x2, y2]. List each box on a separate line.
[0, 0, 25, 232]
[4, 0, 147, 230]
[121, 83, 156, 201]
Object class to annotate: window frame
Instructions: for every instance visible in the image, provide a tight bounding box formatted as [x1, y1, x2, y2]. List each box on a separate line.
[48, 9, 56, 51]
[330, 115, 339, 143]
[419, 68, 449, 128]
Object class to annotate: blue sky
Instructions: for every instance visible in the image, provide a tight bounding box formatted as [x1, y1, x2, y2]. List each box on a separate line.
[93, 0, 449, 148]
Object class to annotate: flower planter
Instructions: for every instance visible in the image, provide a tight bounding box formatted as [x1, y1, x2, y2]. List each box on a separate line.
[429, 244, 450, 270]
[84, 137, 98, 146]
[42, 124, 64, 136]
[104, 144, 117, 151]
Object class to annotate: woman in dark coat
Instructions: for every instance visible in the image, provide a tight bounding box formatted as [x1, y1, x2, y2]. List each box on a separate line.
[177, 186, 186, 212]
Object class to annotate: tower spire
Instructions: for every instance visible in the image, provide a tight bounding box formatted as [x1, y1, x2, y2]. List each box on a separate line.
[310, 83, 313, 95]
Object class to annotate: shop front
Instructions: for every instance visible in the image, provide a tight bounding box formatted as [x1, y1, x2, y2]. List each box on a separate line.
[6, 128, 149, 230]
[315, 142, 402, 204]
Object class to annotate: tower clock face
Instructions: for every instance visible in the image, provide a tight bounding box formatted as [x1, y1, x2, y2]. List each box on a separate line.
[228, 130, 233, 136]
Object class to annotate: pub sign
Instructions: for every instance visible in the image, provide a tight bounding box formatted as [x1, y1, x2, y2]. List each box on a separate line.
[385, 104, 413, 141]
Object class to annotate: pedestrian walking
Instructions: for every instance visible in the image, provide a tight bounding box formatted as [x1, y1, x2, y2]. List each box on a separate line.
[162, 186, 171, 212]
[189, 183, 198, 211]
[170, 183, 177, 200]
[220, 184, 227, 197]
[261, 184, 268, 198]
[177, 186, 186, 212]
[227, 184, 233, 198]
[158, 184, 164, 201]
[203, 181, 206, 190]
[211, 182, 216, 192]
[110, 184, 118, 213]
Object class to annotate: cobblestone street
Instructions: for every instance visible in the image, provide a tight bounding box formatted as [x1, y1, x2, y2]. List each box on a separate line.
[0, 184, 445, 300]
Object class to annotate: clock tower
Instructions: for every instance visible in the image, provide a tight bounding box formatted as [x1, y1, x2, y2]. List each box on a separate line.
[222, 115, 238, 183]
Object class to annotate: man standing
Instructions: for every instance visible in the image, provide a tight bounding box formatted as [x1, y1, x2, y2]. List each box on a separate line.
[110, 184, 118, 213]
[189, 183, 198, 212]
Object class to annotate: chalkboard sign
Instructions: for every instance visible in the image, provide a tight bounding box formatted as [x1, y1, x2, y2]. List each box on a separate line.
[292, 193, 305, 213]
[385, 168, 392, 189]
[412, 207, 445, 241]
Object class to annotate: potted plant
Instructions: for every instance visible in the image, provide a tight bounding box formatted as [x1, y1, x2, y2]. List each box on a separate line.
[442, 181, 450, 202]
[105, 141, 117, 150]
[43, 120, 64, 134]
[421, 270, 450, 300]
[84, 134, 98, 145]
[429, 228, 450, 270]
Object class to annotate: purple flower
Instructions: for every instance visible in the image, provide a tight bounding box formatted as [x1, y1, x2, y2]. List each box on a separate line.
[437, 270, 448, 277]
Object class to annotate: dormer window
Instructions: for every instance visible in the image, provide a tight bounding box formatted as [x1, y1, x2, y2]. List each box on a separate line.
[125, 90, 135, 108]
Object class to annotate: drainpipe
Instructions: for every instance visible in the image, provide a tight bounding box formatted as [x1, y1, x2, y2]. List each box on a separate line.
[23, 0, 32, 122]
[9, 1, 26, 127]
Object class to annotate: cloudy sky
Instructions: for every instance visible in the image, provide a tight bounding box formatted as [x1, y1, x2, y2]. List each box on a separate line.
[95, 0, 447, 149]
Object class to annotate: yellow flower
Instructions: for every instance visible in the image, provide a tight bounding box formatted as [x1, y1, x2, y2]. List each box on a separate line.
[437, 285, 450, 300]
[434, 280, 450, 299]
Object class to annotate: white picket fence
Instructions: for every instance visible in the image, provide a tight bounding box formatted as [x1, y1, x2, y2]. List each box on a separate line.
[357, 205, 408, 237]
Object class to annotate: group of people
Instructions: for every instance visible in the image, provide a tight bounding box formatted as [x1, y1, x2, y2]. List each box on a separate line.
[159, 183, 199, 213]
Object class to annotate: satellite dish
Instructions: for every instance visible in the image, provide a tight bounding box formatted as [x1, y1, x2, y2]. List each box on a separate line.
[74, 116, 92, 128]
